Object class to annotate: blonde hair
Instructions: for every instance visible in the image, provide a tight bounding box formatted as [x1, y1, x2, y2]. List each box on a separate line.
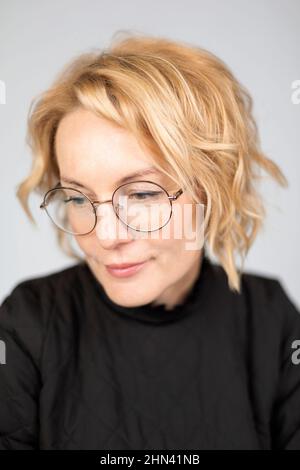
[17, 31, 288, 292]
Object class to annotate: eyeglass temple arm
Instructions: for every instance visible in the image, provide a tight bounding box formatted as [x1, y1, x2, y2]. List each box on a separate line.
[168, 188, 183, 200]
[40, 181, 61, 209]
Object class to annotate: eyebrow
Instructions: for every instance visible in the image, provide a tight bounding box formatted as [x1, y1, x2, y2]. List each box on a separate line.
[60, 166, 162, 192]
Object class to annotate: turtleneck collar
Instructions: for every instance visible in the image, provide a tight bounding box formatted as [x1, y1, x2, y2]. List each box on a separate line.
[80, 253, 213, 324]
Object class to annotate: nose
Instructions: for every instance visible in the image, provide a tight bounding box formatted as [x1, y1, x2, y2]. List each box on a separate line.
[94, 202, 135, 249]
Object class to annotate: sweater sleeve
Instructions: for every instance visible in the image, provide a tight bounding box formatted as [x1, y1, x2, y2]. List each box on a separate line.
[270, 281, 300, 449]
[0, 282, 51, 449]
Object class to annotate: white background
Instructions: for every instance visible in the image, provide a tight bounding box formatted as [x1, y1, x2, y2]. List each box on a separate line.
[0, 0, 299, 308]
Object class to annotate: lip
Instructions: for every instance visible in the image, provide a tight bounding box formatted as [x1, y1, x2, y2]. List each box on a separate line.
[105, 259, 151, 278]
[106, 261, 147, 269]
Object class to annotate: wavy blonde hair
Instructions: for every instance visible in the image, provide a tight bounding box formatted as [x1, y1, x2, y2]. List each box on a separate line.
[16, 31, 288, 292]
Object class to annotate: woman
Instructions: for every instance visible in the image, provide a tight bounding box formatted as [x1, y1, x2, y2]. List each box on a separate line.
[0, 33, 299, 450]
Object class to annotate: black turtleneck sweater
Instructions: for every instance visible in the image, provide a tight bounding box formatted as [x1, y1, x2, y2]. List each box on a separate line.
[0, 255, 300, 450]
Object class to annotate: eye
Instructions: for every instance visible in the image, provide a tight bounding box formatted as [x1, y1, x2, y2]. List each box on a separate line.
[64, 196, 87, 206]
[128, 191, 163, 200]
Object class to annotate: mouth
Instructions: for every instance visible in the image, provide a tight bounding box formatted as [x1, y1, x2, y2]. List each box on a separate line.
[105, 259, 152, 278]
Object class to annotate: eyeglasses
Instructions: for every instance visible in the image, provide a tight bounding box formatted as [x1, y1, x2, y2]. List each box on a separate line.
[40, 180, 184, 235]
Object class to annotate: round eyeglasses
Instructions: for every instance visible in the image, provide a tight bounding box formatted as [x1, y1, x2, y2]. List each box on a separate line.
[40, 180, 184, 235]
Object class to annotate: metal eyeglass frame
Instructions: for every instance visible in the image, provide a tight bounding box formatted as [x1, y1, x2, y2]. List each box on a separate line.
[40, 180, 184, 235]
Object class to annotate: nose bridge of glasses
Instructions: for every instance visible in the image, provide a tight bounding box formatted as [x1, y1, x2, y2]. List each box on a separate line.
[92, 196, 131, 239]
[92, 198, 113, 210]
[92, 198, 118, 220]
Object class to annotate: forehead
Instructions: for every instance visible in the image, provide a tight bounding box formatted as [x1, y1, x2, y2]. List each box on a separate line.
[55, 108, 154, 172]
[55, 108, 174, 190]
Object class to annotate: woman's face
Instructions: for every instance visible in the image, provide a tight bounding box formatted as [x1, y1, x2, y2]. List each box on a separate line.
[55, 107, 204, 309]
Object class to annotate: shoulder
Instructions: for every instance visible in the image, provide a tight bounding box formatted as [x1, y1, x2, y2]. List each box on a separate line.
[206, 259, 300, 347]
[5, 261, 84, 296]
[223, 267, 300, 369]
[210, 257, 300, 323]
[0, 262, 85, 366]
[237, 271, 300, 449]
[240, 269, 300, 325]
[1, 262, 85, 314]
[242, 270, 300, 356]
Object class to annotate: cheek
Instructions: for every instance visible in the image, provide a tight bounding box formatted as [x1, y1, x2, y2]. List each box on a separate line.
[73, 233, 98, 257]
[148, 217, 189, 265]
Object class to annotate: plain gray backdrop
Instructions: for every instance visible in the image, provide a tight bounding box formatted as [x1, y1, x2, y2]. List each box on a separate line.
[0, 0, 299, 308]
